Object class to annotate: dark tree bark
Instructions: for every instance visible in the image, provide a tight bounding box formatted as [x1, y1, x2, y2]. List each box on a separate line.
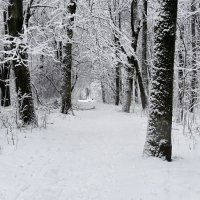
[123, 65, 134, 112]
[24, 0, 34, 28]
[61, 0, 77, 114]
[108, 0, 122, 106]
[101, 81, 107, 104]
[114, 33, 122, 106]
[122, 0, 138, 112]
[123, 0, 147, 112]
[189, 0, 197, 113]
[178, 50, 184, 121]
[135, 79, 138, 103]
[57, 41, 63, 64]
[115, 64, 120, 105]
[8, 0, 36, 125]
[141, 0, 149, 92]
[115, 1, 122, 106]
[143, 0, 178, 161]
[0, 65, 10, 107]
[0, 9, 11, 107]
[135, 58, 147, 109]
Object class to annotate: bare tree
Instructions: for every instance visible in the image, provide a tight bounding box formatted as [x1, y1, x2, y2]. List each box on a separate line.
[61, 0, 77, 114]
[143, 0, 178, 161]
[123, 0, 147, 112]
[0, 6, 11, 107]
[8, 0, 37, 125]
[141, 0, 148, 92]
[189, 0, 197, 113]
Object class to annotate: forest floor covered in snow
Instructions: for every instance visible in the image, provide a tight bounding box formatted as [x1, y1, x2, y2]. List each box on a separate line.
[0, 102, 200, 200]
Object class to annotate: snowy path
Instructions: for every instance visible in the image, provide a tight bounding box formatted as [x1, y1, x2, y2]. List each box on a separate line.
[0, 103, 200, 200]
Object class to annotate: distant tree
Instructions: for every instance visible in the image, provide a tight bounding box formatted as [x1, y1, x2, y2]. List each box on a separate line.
[143, 0, 178, 161]
[61, 0, 77, 114]
[108, 0, 123, 106]
[189, 0, 197, 113]
[123, 0, 147, 112]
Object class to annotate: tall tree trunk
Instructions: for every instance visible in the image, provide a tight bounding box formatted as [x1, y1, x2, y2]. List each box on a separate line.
[61, 0, 76, 114]
[143, 0, 178, 161]
[8, 0, 36, 125]
[0, 8, 11, 107]
[123, 0, 147, 112]
[122, 0, 138, 112]
[189, 0, 197, 113]
[114, 31, 122, 106]
[109, 0, 122, 106]
[141, 0, 149, 93]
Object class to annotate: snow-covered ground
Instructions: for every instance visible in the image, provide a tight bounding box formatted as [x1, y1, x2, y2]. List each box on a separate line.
[0, 103, 200, 200]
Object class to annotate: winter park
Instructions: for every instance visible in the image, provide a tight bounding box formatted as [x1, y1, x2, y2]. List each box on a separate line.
[0, 0, 200, 199]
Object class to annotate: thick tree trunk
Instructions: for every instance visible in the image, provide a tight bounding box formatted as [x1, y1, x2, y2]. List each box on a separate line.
[61, 0, 76, 114]
[8, 0, 36, 125]
[111, 0, 122, 106]
[61, 37, 72, 113]
[144, 0, 178, 161]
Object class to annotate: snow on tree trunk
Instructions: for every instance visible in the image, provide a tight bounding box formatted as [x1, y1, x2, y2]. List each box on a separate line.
[122, 0, 138, 113]
[61, 0, 76, 114]
[189, 0, 197, 113]
[0, 9, 11, 107]
[143, 0, 178, 161]
[114, 31, 122, 106]
[8, 0, 37, 125]
[123, 0, 147, 112]
[122, 66, 134, 112]
[0, 65, 10, 107]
